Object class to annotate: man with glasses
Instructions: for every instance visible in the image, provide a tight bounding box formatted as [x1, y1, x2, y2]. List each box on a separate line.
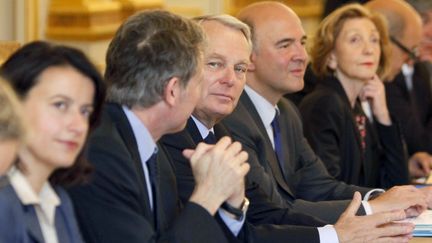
[384, 0, 432, 179]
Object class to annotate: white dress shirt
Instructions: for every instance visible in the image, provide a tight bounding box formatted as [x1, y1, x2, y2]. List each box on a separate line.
[123, 107, 244, 236]
[8, 167, 60, 243]
[123, 106, 157, 211]
[244, 85, 379, 242]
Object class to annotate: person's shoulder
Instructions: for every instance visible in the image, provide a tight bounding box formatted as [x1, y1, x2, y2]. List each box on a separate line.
[0, 184, 23, 214]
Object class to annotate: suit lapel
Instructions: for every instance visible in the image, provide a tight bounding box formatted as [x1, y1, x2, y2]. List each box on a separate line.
[24, 205, 45, 243]
[240, 92, 295, 197]
[105, 104, 154, 228]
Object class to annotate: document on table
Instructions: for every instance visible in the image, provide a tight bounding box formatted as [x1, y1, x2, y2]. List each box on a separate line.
[404, 210, 432, 237]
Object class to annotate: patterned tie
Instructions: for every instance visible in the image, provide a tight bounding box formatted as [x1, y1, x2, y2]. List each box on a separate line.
[146, 152, 158, 227]
[204, 131, 217, 144]
[271, 111, 285, 174]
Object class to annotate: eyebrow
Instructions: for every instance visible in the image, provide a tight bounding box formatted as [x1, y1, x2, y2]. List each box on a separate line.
[206, 53, 250, 65]
[50, 94, 94, 106]
[275, 35, 307, 46]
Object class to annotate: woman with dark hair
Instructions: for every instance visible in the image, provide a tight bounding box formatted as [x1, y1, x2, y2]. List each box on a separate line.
[299, 4, 409, 188]
[0, 41, 106, 243]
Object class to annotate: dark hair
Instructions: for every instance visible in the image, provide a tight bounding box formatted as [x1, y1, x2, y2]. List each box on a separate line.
[105, 10, 205, 108]
[0, 41, 106, 186]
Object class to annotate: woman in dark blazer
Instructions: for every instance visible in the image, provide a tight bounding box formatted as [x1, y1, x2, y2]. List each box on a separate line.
[299, 4, 409, 188]
[0, 41, 106, 243]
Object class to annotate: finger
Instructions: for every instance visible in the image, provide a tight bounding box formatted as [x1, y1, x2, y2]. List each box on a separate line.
[211, 136, 232, 155]
[222, 141, 243, 163]
[368, 210, 406, 226]
[373, 236, 411, 243]
[239, 160, 250, 176]
[372, 223, 414, 239]
[342, 191, 362, 217]
[183, 149, 194, 160]
[187, 142, 213, 165]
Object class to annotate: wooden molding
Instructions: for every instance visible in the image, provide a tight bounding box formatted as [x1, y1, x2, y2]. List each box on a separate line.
[46, 0, 123, 41]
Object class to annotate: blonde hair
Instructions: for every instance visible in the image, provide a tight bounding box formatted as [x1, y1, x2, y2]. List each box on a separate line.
[0, 78, 24, 142]
[310, 3, 392, 80]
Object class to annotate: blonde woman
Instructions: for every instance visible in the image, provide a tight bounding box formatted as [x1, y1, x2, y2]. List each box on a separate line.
[299, 4, 408, 188]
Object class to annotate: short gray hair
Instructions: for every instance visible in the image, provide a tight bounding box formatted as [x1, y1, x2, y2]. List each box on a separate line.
[105, 10, 205, 108]
[194, 14, 252, 51]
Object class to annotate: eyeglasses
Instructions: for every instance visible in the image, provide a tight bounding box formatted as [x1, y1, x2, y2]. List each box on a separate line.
[390, 36, 419, 61]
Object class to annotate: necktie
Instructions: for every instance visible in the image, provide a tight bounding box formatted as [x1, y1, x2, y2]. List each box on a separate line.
[271, 112, 285, 174]
[204, 131, 217, 144]
[146, 152, 158, 227]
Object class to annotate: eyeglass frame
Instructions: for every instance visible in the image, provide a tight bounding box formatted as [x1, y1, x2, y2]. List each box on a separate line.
[390, 36, 419, 61]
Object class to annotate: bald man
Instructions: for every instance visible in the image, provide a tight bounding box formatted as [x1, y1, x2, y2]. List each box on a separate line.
[221, 0, 429, 234]
[383, 0, 432, 179]
[366, 0, 422, 79]
[161, 12, 417, 243]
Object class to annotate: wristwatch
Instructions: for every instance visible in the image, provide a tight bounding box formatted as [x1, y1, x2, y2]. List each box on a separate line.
[221, 197, 249, 220]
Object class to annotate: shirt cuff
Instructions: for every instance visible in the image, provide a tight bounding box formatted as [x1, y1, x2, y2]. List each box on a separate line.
[362, 189, 385, 215]
[362, 201, 373, 215]
[318, 224, 339, 243]
[218, 209, 245, 236]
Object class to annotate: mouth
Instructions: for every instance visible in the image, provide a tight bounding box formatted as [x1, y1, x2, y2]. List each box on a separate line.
[58, 140, 80, 150]
[211, 93, 234, 102]
[360, 62, 375, 67]
[290, 68, 305, 77]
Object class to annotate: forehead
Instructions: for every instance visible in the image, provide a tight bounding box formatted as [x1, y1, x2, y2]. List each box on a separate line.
[202, 21, 251, 57]
[339, 18, 378, 34]
[255, 11, 305, 43]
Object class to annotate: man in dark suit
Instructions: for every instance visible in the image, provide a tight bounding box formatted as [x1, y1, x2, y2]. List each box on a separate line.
[67, 10, 251, 243]
[221, 0, 428, 225]
[161, 13, 416, 243]
[385, 62, 432, 177]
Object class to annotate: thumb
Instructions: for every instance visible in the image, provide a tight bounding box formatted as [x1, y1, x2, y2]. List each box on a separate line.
[182, 149, 194, 160]
[343, 191, 362, 217]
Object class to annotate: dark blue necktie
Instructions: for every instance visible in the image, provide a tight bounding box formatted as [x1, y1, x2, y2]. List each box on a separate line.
[204, 131, 217, 144]
[146, 152, 158, 226]
[271, 112, 285, 174]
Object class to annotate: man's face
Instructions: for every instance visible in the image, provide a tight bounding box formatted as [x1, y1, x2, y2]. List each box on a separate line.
[193, 21, 250, 124]
[420, 10, 432, 61]
[250, 10, 308, 97]
[174, 60, 205, 132]
[389, 19, 422, 79]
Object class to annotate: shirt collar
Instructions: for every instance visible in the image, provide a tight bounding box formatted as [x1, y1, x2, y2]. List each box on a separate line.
[244, 85, 279, 127]
[122, 106, 158, 163]
[191, 116, 214, 139]
[8, 167, 60, 224]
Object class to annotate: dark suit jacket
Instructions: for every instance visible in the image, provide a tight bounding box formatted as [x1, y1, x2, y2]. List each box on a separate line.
[0, 183, 83, 243]
[222, 92, 371, 223]
[160, 118, 323, 242]
[68, 103, 229, 243]
[385, 62, 432, 155]
[299, 77, 409, 188]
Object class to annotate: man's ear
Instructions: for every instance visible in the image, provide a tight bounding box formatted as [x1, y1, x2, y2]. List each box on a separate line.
[248, 52, 257, 71]
[163, 77, 181, 107]
[327, 52, 338, 70]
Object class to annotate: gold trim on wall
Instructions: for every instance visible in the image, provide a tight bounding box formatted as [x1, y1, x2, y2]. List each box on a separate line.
[25, 0, 39, 41]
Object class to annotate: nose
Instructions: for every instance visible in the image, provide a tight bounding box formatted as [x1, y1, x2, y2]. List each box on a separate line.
[219, 67, 235, 86]
[69, 110, 89, 136]
[292, 43, 308, 62]
[363, 41, 374, 55]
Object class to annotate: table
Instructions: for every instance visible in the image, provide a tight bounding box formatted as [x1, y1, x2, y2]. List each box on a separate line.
[411, 237, 431, 242]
